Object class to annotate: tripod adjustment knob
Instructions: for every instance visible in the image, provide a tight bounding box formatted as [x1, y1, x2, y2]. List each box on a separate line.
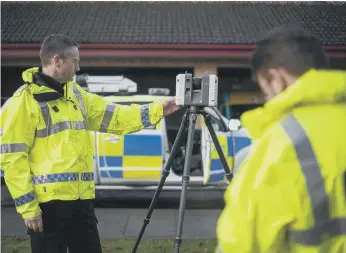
[225, 173, 233, 181]
[144, 218, 150, 225]
[162, 169, 170, 177]
[175, 237, 182, 247]
[182, 175, 190, 183]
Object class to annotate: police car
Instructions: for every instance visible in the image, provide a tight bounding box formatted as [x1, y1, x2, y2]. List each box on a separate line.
[79, 74, 252, 192]
[0, 75, 252, 191]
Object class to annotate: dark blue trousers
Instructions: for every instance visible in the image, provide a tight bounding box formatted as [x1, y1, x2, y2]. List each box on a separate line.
[27, 199, 102, 253]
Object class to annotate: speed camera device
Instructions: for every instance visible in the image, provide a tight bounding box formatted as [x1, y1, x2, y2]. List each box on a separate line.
[175, 72, 218, 107]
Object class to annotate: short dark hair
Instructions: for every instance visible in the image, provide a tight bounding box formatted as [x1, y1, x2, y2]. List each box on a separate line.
[251, 25, 329, 78]
[40, 34, 79, 66]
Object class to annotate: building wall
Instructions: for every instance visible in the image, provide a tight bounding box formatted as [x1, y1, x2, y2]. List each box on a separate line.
[1, 62, 252, 104]
[0, 66, 185, 104]
[1, 66, 258, 125]
[3, 56, 344, 118]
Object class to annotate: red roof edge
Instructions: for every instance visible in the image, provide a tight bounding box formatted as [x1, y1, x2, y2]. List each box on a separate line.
[2, 43, 346, 50]
[1, 43, 346, 58]
[2, 43, 257, 50]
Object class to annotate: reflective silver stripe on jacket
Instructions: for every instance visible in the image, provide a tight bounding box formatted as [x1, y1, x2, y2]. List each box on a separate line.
[13, 191, 35, 207]
[32, 172, 94, 185]
[290, 218, 346, 245]
[99, 103, 116, 132]
[72, 85, 88, 120]
[281, 114, 346, 245]
[81, 172, 94, 181]
[32, 172, 79, 185]
[1, 143, 26, 154]
[36, 102, 88, 138]
[141, 104, 151, 127]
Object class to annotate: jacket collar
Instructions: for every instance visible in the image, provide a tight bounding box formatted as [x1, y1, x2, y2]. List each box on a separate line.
[33, 67, 65, 95]
[241, 68, 346, 140]
[22, 67, 68, 102]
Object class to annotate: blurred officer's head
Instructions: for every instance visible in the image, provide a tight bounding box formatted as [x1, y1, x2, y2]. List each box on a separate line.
[40, 34, 80, 83]
[251, 25, 329, 101]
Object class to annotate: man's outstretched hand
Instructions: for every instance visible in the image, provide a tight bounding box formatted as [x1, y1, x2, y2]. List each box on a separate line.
[161, 98, 182, 116]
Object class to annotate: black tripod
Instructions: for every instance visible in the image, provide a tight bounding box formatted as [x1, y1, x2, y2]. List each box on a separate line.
[132, 105, 233, 253]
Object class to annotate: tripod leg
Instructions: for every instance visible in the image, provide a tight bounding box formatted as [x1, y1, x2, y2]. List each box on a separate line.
[131, 110, 189, 253]
[202, 112, 233, 182]
[174, 106, 197, 253]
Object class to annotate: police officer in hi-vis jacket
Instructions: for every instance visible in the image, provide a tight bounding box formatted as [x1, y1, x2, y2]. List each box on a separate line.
[216, 25, 346, 253]
[0, 34, 181, 253]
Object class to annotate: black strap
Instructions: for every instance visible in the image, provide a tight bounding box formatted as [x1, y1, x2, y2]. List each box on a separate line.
[24, 80, 63, 102]
[33, 92, 62, 102]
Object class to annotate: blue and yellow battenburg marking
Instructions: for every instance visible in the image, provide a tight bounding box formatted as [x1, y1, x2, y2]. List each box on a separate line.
[205, 133, 252, 184]
[207, 134, 230, 183]
[96, 128, 163, 179]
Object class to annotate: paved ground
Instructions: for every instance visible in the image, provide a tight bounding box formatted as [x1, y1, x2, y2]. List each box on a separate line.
[1, 185, 225, 239]
[2, 206, 222, 239]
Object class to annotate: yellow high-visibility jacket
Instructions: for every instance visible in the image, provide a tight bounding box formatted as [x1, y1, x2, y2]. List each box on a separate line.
[0, 67, 163, 220]
[216, 69, 346, 253]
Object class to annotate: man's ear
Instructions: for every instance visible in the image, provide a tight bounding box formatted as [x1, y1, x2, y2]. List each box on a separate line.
[267, 68, 280, 81]
[268, 68, 287, 92]
[278, 67, 297, 87]
[52, 55, 61, 67]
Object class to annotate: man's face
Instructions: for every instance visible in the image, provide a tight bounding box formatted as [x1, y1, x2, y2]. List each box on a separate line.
[256, 68, 289, 101]
[55, 46, 80, 83]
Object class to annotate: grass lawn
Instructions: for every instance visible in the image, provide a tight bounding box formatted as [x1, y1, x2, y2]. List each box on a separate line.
[1, 236, 218, 253]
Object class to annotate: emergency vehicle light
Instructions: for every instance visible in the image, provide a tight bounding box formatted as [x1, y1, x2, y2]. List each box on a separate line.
[74, 74, 137, 94]
[148, 88, 170, 96]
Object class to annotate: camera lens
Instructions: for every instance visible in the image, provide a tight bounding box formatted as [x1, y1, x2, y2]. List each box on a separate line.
[192, 77, 201, 90]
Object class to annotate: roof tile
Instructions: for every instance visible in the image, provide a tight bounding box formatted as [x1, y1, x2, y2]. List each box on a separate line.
[1, 1, 345, 45]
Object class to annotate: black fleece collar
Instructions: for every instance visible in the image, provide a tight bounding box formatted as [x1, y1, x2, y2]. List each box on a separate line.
[32, 67, 67, 102]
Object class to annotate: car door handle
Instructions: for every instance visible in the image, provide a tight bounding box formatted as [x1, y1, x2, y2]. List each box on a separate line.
[104, 135, 121, 144]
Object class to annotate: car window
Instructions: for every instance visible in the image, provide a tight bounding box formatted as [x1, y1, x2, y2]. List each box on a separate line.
[204, 108, 227, 132]
[165, 107, 226, 132]
[164, 108, 204, 130]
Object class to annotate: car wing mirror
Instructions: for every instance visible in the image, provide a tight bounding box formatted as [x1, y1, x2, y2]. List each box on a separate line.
[228, 119, 241, 132]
